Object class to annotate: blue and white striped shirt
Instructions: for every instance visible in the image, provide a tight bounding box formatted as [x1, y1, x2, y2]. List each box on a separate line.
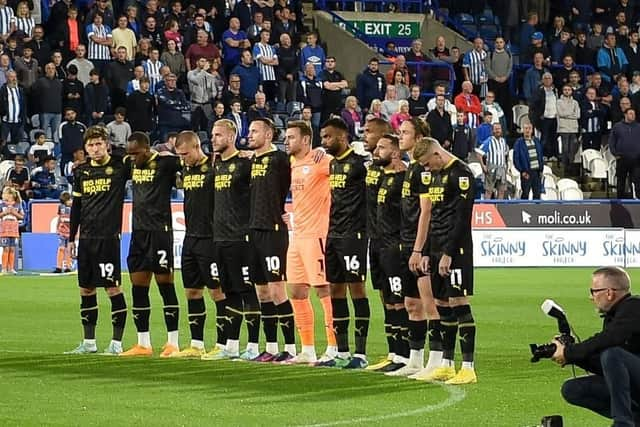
[478, 136, 508, 168]
[463, 49, 487, 85]
[3, 86, 21, 123]
[0, 6, 14, 36]
[86, 23, 112, 61]
[253, 42, 277, 82]
[143, 59, 163, 94]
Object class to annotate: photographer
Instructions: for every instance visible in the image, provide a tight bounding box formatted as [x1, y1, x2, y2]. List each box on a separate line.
[552, 266, 640, 427]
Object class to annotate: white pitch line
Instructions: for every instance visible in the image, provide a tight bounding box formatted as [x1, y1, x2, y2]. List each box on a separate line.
[301, 385, 467, 427]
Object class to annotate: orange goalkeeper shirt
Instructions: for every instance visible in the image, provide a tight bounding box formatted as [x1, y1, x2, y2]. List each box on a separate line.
[290, 151, 332, 239]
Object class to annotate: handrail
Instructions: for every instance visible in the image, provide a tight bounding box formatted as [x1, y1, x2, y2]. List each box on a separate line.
[324, 9, 384, 54]
[316, 0, 424, 13]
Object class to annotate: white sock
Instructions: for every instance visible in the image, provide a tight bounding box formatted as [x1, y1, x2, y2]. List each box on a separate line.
[246, 342, 259, 353]
[392, 354, 402, 364]
[266, 342, 278, 355]
[462, 361, 474, 369]
[284, 344, 297, 356]
[387, 352, 396, 361]
[168, 330, 179, 347]
[215, 342, 226, 350]
[397, 356, 409, 365]
[83, 339, 97, 348]
[442, 358, 454, 368]
[110, 340, 122, 350]
[190, 339, 205, 350]
[337, 351, 351, 359]
[301, 345, 316, 356]
[425, 350, 443, 370]
[325, 345, 337, 357]
[408, 349, 424, 368]
[138, 332, 151, 348]
[226, 339, 240, 355]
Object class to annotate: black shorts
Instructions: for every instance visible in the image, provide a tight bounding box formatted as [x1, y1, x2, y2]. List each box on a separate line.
[77, 238, 121, 289]
[214, 241, 253, 294]
[326, 235, 367, 284]
[430, 251, 474, 300]
[181, 236, 219, 289]
[399, 244, 421, 299]
[249, 229, 288, 283]
[379, 245, 404, 305]
[369, 239, 385, 291]
[127, 230, 174, 274]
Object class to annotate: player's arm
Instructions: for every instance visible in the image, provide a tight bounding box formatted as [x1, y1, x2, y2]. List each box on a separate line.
[279, 154, 292, 209]
[440, 168, 474, 275]
[410, 194, 432, 273]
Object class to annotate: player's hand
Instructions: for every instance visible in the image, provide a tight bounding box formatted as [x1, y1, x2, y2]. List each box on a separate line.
[282, 212, 291, 227]
[420, 256, 430, 274]
[69, 241, 77, 259]
[408, 251, 422, 274]
[438, 254, 452, 277]
[551, 339, 566, 365]
[311, 148, 325, 163]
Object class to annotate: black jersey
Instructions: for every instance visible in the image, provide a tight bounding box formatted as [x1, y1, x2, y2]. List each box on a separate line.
[376, 170, 405, 249]
[328, 148, 367, 238]
[72, 155, 129, 239]
[130, 153, 181, 232]
[249, 145, 291, 231]
[182, 156, 214, 238]
[215, 151, 252, 241]
[365, 163, 384, 239]
[422, 158, 475, 256]
[401, 161, 429, 246]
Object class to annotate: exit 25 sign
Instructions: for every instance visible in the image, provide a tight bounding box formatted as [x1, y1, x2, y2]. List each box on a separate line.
[339, 21, 420, 38]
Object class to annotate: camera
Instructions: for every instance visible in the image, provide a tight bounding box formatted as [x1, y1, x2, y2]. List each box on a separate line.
[529, 300, 575, 363]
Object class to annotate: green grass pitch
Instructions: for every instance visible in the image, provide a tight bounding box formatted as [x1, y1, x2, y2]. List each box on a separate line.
[2, 268, 637, 426]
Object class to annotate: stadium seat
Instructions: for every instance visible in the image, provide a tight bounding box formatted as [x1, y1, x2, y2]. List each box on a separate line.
[602, 147, 616, 165]
[479, 24, 499, 41]
[581, 149, 603, 171]
[557, 178, 579, 193]
[608, 162, 617, 187]
[542, 165, 553, 175]
[588, 157, 608, 179]
[286, 101, 303, 119]
[29, 128, 45, 143]
[455, 13, 475, 24]
[476, 12, 493, 25]
[541, 187, 559, 200]
[0, 159, 14, 185]
[512, 105, 529, 133]
[30, 114, 40, 129]
[543, 173, 557, 189]
[560, 187, 584, 200]
[468, 162, 484, 179]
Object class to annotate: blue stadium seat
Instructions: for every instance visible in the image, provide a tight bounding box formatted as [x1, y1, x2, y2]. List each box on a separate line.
[476, 14, 493, 26]
[461, 24, 478, 38]
[455, 13, 475, 25]
[479, 24, 499, 41]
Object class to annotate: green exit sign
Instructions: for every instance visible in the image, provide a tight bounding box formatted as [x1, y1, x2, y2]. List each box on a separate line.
[340, 21, 420, 38]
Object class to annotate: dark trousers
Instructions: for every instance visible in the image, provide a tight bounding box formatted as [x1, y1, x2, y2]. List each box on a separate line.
[521, 169, 541, 199]
[540, 117, 558, 158]
[561, 347, 640, 427]
[1, 121, 24, 144]
[616, 157, 640, 199]
[582, 132, 603, 151]
[488, 79, 511, 126]
[261, 80, 278, 104]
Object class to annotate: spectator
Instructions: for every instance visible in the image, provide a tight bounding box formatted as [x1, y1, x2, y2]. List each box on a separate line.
[405, 39, 428, 85]
[385, 54, 410, 85]
[624, 29, 640, 74]
[58, 107, 86, 173]
[272, 7, 297, 48]
[104, 46, 134, 110]
[14, 1, 34, 44]
[47, 0, 69, 35]
[407, 84, 427, 117]
[233, 0, 255, 31]
[574, 30, 596, 68]
[63, 147, 85, 186]
[519, 12, 539, 58]
[553, 54, 577, 89]
[481, 91, 507, 130]
[0, 70, 26, 145]
[300, 31, 325, 76]
[85, 12, 112, 76]
[31, 156, 60, 199]
[161, 39, 186, 83]
[247, 11, 265, 44]
[429, 36, 455, 90]
[226, 98, 248, 148]
[485, 37, 513, 115]
[589, 72, 613, 106]
[166, 1, 187, 33]
[125, 5, 140, 37]
[156, 73, 190, 141]
[253, 29, 278, 103]
[381, 85, 399, 121]
[392, 70, 410, 100]
[477, 122, 509, 199]
[0, 186, 23, 274]
[62, 65, 84, 116]
[184, 14, 212, 49]
[320, 56, 348, 123]
[450, 113, 475, 161]
[51, 51, 67, 81]
[356, 57, 385, 116]
[276, 32, 298, 104]
[55, 5, 84, 62]
[297, 62, 323, 131]
[476, 111, 494, 145]
[0, 54, 9, 88]
[390, 100, 411, 132]
[67, 45, 94, 86]
[163, 18, 183, 52]
[222, 73, 249, 111]
[426, 94, 452, 147]
[211, 101, 226, 125]
[513, 122, 544, 199]
[340, 95, 362, 140]
[463, 37, 488, 97]
[246, 92, 273, 123]
[427, 83, 457, 124]
[134, 38, 151, 67]
[556, 85, 581, 173]
[13, 47, 37, 94]
[609, 107, 640, 198]
[84, 69, 109, 125]
[187, 57, 217, 132]
[523, 52, 549, 100]
[106, 107, 131, 156]
[7, 156, 30, 200]
[551, 28, 574, 65]
[32, 63, 63, 143]
[530, 72, 559, 160]
[141, 0, 164, 29]
[143, 47, 163, 94]
[580, 86, 607, 150]
[222, 17, 251, 77]
[28, 131, 54, 165]
[366, 99, 383, 121]
[232, 49, 262, 103]
[30, 25, 51, 70]
[140, 16, 163, 50]
[586, 22, 604, 51]
[631, 71, 640, 94]
[454, 81, 482, 128]
[126, 65, 145, 95]
[185, 28, 220, 72]
[548, 16, 566, 45]
[597, 32, 628, 83]
[0, 0, 15, 43]
[525, 31, 551, 65]
[613, 96, 632, 123]
[86, 0, 114, 29]
[111, 15, 137, 60]
[570, 0, 592, 31]
[125, 76, 155, 132]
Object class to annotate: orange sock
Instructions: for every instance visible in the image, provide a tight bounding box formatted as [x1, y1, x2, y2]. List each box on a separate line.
[320, 295, 336, 346]
[56, 247, 65, 269]
[1, 249, 8, 271]
[7, 249, 15, 271]
[290, 298, 314, 346]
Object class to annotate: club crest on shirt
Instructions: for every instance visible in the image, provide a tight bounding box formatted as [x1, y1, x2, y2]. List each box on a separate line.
[229, 163, 236, 172]
[344, 164, 351, 173]
[443, 175, 449, 184]
[386, 177, 394, 186]
[201, 164, 209, 173]
[302, 165, 310, 175]
[262, 156, 270, 165]
[421, 171, 431, 185]
[459, 176, 469, 190]
[148, 161, 157, 170]
[105, 166, 113, 176]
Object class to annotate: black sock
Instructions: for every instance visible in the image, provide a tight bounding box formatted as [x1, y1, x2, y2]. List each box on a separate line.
[408, 319, 428, 351]
[132, 286, 150, 333]
[225, 293, 243, 342]
[387, 308, 399, 356]
[438, 306, 458, 361]
[260, 300, 278, 343]
[331, 298, 350, 353]
[396, 307, 409, 359]
[80, 295, 98, 340]
[109, 293, 127, 341]
[427, 319, 443, 352]
[277, 300, 296, 346]
[453, 305, 476, 363]
[353, 297, 370, 356]
[215, 299, 228, 346]
[384, 307, 394, 354]
[158, 284, 179, 332]
[242, 290, 261, 343]
[187, 298, 206, 342]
